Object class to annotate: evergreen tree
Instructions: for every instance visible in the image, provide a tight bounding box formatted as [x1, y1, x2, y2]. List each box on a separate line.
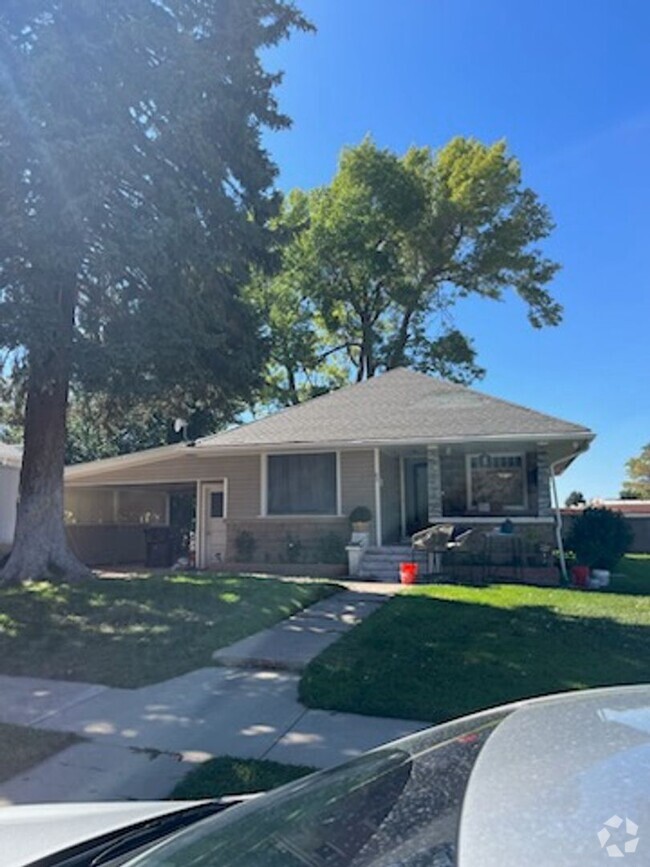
[0, 0, 311, 582]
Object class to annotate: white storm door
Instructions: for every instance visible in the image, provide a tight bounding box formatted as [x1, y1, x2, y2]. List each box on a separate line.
[203, 482, 227, 568]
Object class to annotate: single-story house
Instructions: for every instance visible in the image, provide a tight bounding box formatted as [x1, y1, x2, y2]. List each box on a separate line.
[64, 368, 594, 580]
[0, 443, 21, 556]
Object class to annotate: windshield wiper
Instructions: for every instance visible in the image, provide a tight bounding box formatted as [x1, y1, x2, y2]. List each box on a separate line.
[27, 800, 245, 867]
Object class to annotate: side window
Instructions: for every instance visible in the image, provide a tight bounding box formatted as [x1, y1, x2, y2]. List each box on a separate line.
[210, 491, 224, 518]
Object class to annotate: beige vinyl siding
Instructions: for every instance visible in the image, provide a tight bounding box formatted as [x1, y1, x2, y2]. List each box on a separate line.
[67, 451, 209, 486]
[67, 454, 261, 518]
[380, 452, 402, 543]
[213, 456, 260, 518]
[340, 449, 375, 538]
[0, 464, 19, 546]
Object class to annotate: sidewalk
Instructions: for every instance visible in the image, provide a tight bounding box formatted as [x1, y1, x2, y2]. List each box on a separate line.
[0, 589, 428, 804]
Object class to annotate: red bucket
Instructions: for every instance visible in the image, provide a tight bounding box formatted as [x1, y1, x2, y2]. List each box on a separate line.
[571, 565, 590, 587]
[400, 562, 419, 584]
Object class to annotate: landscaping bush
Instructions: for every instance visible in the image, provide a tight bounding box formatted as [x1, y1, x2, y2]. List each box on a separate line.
[170, 757, 315, 800]
[349, 506, 372, 524]
[565, 507, 633, 571]
[234, 530, 256, 562]
[316, 532, 346, 564]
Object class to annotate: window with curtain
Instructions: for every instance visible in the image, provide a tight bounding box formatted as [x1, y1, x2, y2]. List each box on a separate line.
[267, 453, 337, 515]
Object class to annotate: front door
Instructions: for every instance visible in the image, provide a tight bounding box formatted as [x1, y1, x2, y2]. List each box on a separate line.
[202, 482, 227, 568]
[406, 461, 429, 535]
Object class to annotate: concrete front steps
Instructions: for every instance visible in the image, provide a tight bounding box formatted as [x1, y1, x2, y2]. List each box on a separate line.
[358, 546, 429, 582]
[358, 546, 561, 586]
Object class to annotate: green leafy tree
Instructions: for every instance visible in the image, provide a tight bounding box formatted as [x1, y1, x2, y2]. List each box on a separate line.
[0, 377, 23, 444]
[0, 0, 311, 583]
[564, 490, 586, 507]
[65, 393, 228, 465]
[250, 137, 561, 402]
[620, 443, 650, 499]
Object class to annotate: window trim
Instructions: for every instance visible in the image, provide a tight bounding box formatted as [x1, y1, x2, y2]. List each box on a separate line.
[261, 451, 342, 518]
[465, 452, 528, 512]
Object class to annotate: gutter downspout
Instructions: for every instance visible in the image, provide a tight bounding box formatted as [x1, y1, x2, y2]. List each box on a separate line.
[550, 447, 587, 585]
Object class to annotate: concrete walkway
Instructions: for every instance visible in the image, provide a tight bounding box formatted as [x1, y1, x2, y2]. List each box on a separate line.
[213, 590, 386, 671]
[0, 589, 428, 805]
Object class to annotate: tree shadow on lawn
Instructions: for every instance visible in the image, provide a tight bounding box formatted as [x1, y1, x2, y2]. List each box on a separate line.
[300, 594, 650, 725]
[0, 573, 336, 688]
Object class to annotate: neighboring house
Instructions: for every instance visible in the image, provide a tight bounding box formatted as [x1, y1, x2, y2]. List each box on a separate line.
[562, 500, 650, 554]
[64, 368, 594, 579]
[0, 443, 21, 555]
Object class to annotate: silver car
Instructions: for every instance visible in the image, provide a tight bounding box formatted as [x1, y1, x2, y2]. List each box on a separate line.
[4, 685, 649, 866]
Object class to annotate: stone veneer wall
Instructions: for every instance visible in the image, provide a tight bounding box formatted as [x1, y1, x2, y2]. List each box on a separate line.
[225, 517, 349, 565]
[440, 449, 468, 516]
[427, 445, 443, 521]
[536, 449, 552, 516]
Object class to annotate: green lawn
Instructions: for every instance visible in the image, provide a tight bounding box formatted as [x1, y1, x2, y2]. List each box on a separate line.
[0, 574, 337, 688]
[609, 554, 650, 594]
[0, 723, 80, 784]
[170, 756, 315, 800]
[300, 556, 650, 724]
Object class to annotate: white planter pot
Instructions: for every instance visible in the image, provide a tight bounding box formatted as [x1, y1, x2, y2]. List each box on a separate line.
[590, 569, 610, 588]
[346, 545, 364, 576]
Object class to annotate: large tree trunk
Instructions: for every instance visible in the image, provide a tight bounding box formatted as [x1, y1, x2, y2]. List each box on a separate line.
[1, 300, 93, 585]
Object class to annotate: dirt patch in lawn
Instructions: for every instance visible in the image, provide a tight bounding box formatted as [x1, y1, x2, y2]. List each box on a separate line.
[0, 723, 80, 784]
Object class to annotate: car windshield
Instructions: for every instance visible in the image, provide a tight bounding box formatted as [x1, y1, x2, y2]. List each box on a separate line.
[124, 710, 508, 867]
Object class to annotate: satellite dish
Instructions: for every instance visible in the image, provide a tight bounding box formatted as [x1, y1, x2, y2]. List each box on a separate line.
[174, 418, 188, 434]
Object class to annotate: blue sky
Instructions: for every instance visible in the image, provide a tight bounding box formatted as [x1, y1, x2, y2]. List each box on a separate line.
[264, 0, 650, 500]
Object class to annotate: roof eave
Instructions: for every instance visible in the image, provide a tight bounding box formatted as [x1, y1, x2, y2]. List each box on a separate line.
[64, 430, 594, 482]
[64, 443, 187, 480]
[194, 430, 595, 454]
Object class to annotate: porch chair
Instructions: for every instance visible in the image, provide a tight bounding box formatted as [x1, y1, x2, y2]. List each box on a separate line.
[411, 524, 460, 580]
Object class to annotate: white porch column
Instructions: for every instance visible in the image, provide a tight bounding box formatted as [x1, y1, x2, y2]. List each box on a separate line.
[195, 480, 203, 568]
[399, 455, 406, 539]
[373, 448, 383, 546]
[427, 445, 443, 522]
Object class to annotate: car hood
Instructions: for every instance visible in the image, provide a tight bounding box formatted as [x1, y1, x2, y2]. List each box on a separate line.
[0, 800, 194, 867]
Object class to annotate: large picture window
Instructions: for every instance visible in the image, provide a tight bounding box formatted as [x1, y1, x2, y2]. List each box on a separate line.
[467, 453, 526, 512]
[267, 453, 337, 515]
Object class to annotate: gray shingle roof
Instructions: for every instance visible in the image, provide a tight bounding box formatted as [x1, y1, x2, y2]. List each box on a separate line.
[198, 368, 592, 449]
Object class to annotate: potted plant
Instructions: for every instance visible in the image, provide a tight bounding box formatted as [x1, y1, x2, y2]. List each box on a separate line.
[565, 507, 633, 588]
[349, 506, 372, 533]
